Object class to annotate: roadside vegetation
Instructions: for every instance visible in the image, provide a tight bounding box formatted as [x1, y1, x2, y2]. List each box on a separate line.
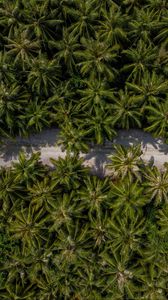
[0, 0, 168, 149]
[1, 145, 168, 299]
[1, 1, 168, 299]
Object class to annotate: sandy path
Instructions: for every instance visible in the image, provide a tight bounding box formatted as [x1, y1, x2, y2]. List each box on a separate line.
[0, 128, 168, 176]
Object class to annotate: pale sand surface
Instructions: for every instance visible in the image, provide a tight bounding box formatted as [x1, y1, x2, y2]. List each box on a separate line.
[0, 128, 168, 176]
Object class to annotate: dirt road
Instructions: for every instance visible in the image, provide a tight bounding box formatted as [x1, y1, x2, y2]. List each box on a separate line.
[0, 128, 168, 176]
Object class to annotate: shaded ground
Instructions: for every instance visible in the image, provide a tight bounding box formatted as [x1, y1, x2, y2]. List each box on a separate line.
[0, 128, 168, 176]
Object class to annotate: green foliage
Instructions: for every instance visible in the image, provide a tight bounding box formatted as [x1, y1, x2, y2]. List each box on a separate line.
[0, 148, 168, 299]
[0, 0, 168, 145]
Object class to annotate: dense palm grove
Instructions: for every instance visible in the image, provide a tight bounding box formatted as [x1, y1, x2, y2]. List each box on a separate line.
[0, 145, 168, 299]
[0, 0, 168, 148]
[1, 0, 168, 299]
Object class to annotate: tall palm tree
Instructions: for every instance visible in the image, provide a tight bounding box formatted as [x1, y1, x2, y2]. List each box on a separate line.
[50, 27, 80, 73]
[27, 54, 61, 96]
[97, 4, 128, 47]
[65, 0, 98, 39]
[121, 39, 158, 83]
[109, 179, 148, 217]
[100, 249, 140, 299]
[8, 205, 48, 255]
[128, 8, 159, 43]
[111, 89, 142, 129]
[0, 0, 24, 38]
[108, 213, 146, 256]
[145, 97, 168, 140]
[76, 78, 115, 113]
[126, 71, 168, 109]
[4, 29, 40, 70]
[143, 166, 168, 205]
[107, 144, 143, 181]
[0, 82, 29, 134]
[75, 37, 119, 81]
[82, 107, 116, 145]
[18, 99, 50, 133]
[12, 151, 46, 186]
[22, 0, 63, 42]
[50, 155, 89, 189]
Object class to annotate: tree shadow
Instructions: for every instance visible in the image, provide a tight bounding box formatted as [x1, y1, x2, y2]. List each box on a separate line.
[83, 146, 114, 178]
[1, 128, 168, 171]
[0, 128, 61, 162]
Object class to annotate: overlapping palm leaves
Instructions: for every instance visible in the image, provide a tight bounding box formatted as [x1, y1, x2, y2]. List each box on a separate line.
[0, 0, 168, 144]
[0, 0, 168, 298]
[0, 147, 168, 298]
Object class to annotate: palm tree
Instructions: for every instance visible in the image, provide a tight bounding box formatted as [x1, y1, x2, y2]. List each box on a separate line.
[143, 166, 168, 205]
[77, 175, 110, 217]
[27, 54, 61, 96]
[0, 82, 29, 134]
[12, 151, 46, 186]
[76, 78, 115, 113]
[128, 8, 159, 43]
[58, 121, 89, 154]
[50, 28, 80, 73]
[107, 144, 143, 181]
[155, 16, 168, 47]
[8, 205, 48, 255]
[107, 213, 146, 256]
[126, 71, 168, 110]
[121, 39, 158, 83]
[111, 89, 142, 129]
[0, 0, 24, 39]
[0, 51, 15, 84]
[100, 249, 140, 299]
[82, 107, 116, 145]
[18, 99, 50, 133]
[109, 179, 148, 217]
[5, 29, 40, 70]
[27, 177, 58, 211]
[65, 0, 98, 39]
[97, 4, 128, 47]
[22, 0, 63, 43]
[75, 37, 119, 81]
[145, 98, 168, 141]
[50, 154, 89, 190]
[48, 192, 79, 232]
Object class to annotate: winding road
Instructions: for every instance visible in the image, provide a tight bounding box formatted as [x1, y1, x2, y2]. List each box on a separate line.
[0, 128, 168, 176]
